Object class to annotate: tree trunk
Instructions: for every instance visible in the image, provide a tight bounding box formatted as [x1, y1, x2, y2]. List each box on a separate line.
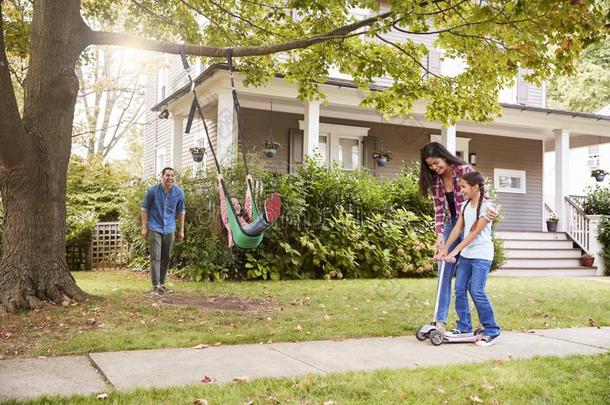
[0, 0, 88, 314]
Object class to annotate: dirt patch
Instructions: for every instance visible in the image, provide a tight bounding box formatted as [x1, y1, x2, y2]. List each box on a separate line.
[150, 293, 279, 312]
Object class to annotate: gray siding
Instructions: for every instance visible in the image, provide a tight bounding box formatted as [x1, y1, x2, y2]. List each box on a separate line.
[462, 133, 543, 231]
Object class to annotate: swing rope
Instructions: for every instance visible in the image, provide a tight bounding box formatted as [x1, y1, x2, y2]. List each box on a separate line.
[179, 46, 264, 248]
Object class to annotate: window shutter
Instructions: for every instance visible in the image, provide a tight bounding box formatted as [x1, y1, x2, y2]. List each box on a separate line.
[289, 129, 304, 174]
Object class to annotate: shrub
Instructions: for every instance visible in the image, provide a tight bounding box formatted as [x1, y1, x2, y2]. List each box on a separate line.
[597, 216, 610, 276]
[583, 185, 610, 215]
[121, 156, 439, 281]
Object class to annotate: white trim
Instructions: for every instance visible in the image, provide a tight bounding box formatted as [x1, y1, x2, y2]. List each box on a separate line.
[298, 121, 370, 137]
[155, 147, 166, 176]
[494, 168, 527, 194]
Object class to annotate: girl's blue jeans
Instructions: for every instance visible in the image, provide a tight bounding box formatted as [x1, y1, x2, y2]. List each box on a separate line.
[435, 218, 462, 324]
[455, 257, 501, 337]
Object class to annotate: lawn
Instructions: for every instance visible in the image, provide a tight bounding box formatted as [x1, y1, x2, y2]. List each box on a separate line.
[0, 270, 609, 359]
[8, 353, 610, 404]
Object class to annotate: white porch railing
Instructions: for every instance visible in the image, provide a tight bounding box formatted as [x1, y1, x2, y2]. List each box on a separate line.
[565, 196, 590, 252]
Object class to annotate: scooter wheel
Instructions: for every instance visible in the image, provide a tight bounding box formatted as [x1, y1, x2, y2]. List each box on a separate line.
[430, 329, 444, 346]
[415, 326, 428, 341]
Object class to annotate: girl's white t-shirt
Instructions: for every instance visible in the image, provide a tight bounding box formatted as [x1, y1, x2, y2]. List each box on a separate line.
[461, 199, 494, 261]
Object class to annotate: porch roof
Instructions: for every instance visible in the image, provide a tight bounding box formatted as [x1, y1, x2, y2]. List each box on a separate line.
[151, 63, 610, 140]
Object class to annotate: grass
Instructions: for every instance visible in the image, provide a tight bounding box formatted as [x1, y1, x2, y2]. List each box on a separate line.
[8, 353, 610, 404]
[1, 270, 609, 359]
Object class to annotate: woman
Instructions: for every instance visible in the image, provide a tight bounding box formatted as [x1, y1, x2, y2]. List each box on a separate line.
[418, 142, 496, 332]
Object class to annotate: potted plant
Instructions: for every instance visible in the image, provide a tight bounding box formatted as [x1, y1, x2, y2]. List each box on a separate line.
[372, 150, 392, 167]
[580, 253, 595, 267]
[546, 213, 559, 232]
[189, 146, 206, 162]
[591, 169, 608, 182]
[264, 139, 280, 157]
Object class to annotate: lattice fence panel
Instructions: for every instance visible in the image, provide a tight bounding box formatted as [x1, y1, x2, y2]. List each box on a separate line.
[66, 242, 91, 271]
[91, 222, 127, 268]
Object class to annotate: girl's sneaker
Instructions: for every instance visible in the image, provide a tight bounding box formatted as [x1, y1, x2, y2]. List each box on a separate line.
[444, 329, 474, 338]
[476, 334, 500, 346]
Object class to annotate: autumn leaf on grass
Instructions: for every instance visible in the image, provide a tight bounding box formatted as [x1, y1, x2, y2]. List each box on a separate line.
[192, 343, 209, 349]
[469, 395, 484, 403]
[482, 378, 494, 390]
[232, 377, 249, 383]
[295, 324, 303, 332]
[96, 393, 109, 400]
[588, 318, 601, 329]
[193, 399, 208, 405]
[201, 375, 215, 384]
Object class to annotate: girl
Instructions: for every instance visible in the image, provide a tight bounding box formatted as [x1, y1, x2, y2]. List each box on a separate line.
[217, 174, 281, 248]
[437, 171, 501, 346]
[419, 142, 496, 332]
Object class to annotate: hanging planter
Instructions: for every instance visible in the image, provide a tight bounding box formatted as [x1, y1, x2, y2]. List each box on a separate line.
[264, 139, 280, 158]
[190, 147, 205, 163]
[373, 151, 392, 167]
[591, 169, 608, 182]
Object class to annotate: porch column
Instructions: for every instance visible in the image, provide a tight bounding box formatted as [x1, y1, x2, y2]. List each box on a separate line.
[303, 101, 320, 156]
[441, 125, 456, 154]
[554, 128, 570, 232]
[217, 91, 237, 163]
[171, 114, 184, 172]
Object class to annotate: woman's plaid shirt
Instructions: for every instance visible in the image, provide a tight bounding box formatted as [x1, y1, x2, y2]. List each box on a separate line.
[432, 164, 474, 234]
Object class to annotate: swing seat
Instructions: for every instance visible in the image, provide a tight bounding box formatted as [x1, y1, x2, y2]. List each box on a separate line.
[224, 195, 264, 249]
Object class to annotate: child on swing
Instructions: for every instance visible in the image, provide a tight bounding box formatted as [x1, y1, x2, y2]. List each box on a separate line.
[217, 174, 281, 247]
[435, 171, 501, 346]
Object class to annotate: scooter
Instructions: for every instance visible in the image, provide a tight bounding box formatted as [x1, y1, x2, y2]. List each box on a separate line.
[415, 259, 482, 346]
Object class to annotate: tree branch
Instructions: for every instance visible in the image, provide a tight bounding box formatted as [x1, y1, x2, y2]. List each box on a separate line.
[88, 11, 393, 57]
[0, 2, 26, 170]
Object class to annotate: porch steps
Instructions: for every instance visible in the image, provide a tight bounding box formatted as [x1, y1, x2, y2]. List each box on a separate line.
[494, 231, 597, 277]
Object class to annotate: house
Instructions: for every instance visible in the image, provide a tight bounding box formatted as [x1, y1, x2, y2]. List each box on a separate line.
[544, 104, 610, 206]
[143, 29, 610, 277]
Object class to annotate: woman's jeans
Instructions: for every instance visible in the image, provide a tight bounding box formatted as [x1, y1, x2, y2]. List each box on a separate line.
[455, 257, 501, 337]
[435, 219, 462, 324]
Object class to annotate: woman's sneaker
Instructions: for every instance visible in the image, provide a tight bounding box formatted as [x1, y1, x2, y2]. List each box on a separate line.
[264, 193, 282, 223]
[476, 334, 500, 346]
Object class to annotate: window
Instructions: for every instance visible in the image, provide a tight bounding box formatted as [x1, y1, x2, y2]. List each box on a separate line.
[587, 145, 600, 169]
[155, 147, 166, 176]
[299, 122, 369, 170]
[494, 168, 526, 194]
[158, 68, 167, 101]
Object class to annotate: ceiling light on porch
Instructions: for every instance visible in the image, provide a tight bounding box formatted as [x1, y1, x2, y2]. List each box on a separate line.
[469, 152, 477, 166]
[158, 108, 170, 119]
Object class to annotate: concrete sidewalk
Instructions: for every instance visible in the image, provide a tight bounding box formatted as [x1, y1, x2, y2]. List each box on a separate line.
[1, 327, 608, 401]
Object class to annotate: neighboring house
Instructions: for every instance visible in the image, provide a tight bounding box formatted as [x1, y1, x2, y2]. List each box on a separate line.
[544, 104, 610, 208]
[142, 22, 610, 276]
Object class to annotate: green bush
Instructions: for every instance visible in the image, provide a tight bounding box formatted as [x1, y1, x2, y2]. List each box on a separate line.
[120, 156, 439, 281]
[597, 216, 610, 275]
[583, 185, 610, 215]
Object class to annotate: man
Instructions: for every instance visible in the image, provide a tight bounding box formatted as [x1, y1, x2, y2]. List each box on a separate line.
[141, 167, 185, 294]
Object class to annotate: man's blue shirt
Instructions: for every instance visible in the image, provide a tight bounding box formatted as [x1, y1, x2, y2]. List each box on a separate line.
[141, 184, 185, 234]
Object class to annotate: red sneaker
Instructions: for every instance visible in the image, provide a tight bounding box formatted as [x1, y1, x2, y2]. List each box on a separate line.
[264, 193, 282, 223]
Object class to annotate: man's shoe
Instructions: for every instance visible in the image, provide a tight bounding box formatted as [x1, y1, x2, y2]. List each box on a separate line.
[151, 287, 161, 295]
[476, 334, 500, 346]
[264, 193, 282, 223]
[159, 285, 173, 293]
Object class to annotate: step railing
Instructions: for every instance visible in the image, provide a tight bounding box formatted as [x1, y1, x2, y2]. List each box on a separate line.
[565, 196, 590, 252]
[568, 195, 587, 209]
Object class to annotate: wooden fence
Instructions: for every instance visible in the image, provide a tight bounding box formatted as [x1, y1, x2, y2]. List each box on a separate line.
[66, 222, 127, 270]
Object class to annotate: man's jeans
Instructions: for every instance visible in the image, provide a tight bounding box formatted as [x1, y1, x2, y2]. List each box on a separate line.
[148, 230, 174, 287]
[455, 257, 501, 337]
[436, 218, 462, 324]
